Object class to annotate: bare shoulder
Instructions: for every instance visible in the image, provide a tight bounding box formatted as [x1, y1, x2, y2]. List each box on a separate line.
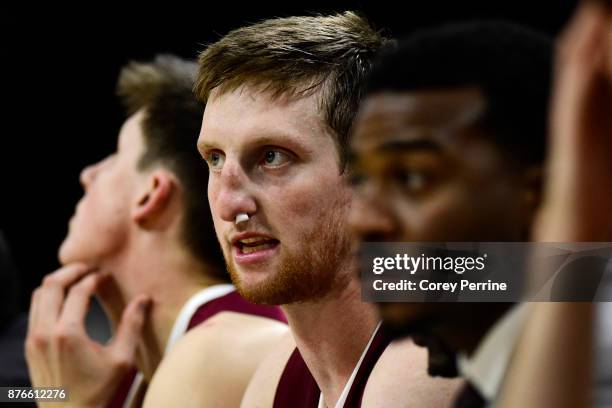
[143, 312, 289, 408]
[241, 330, 296, 408]
[362, 338, 463, 408]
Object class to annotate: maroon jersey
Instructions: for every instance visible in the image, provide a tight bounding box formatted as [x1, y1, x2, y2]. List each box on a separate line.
[107, 288, 286, 408]
[187, 290, 286, 329]
[273, 326, 391, 408]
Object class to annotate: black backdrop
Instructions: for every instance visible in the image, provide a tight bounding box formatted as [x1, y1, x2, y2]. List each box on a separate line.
[2, 0, 578, 311]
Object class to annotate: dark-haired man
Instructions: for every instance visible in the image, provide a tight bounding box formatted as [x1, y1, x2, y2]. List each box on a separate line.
[25, 55, 287, 408]
[349, 22, 553, 407]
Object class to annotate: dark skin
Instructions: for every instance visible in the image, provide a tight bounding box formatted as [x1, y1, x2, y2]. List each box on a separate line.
[348, 88, 540, 373]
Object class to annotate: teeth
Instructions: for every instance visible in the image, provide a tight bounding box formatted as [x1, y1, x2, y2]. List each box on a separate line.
[242, 242, 275, 254]
[241, 237, 264, 244]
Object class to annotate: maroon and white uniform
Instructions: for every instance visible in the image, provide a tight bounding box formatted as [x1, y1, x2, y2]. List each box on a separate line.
[273, 323, 391, 408]
[108, 284, 286, 408]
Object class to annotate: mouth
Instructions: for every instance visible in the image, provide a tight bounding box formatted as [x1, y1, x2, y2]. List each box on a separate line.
[237, 237, 280, 254]
[231, 234, 280, 265]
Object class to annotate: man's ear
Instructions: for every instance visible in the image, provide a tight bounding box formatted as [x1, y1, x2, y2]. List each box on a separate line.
[132, 170, 175, 226]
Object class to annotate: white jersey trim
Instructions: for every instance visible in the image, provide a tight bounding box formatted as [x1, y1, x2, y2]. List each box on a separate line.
[317, 321, 382, 408]
[123, 283, 236, 408]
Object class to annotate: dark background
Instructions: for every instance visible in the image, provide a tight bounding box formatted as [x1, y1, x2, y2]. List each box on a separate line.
[2, 0, 578, 311]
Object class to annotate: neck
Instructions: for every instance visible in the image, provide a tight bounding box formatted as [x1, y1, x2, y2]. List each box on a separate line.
[282, 277, 379, 408]
[95, 236, 225, 381]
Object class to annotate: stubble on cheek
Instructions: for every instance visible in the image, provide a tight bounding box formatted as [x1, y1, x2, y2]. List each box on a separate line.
[229, 189, 354, 305]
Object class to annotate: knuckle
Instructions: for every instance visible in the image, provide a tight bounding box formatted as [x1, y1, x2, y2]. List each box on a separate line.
[42, 274, 59, 287]
[30, 288, 41, 303]
[24, 339, 34, 357]
[26, 333, 48, 352]
[53, 325, 76, 345]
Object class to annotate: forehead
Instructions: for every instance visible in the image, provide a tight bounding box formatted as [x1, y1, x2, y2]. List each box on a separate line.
[351, 88, 486, 153]
[199, 85, 331, 148]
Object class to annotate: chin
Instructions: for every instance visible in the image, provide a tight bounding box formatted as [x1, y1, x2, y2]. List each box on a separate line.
[230, 268, 274, 299]
[228, 254, 275, 280]
[57, 235, 96, 267]
[229, 266, 292, 305]
[58, 221, 83, 263]
[58, 237, 77, 265]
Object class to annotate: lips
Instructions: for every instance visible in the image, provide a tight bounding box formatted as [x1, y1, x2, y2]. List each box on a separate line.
[238, 237, 279, 254]
[230, 232, 280, 265]
[235, 235, 279, 252]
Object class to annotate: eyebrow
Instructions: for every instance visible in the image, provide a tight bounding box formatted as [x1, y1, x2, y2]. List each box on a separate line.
[248, 133, 311, 152]
[347, 139, 441, 167]
[197, 130, 314, 156]
[197, 139, 215, 152]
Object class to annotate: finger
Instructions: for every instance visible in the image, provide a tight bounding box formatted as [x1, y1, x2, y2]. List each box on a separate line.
[572, 5, 608, 68]
[556, 2, 608, 81]
[26, 289, 44, 362]
[57, 273, 102, 330]
[109, 296, 151, 365]
[557, 1, 606, 64]
[554, 1, 607, 115]
[30, 264, 92, 334]
[43, 263, 94, 287]
[551, 3, 608, 141]
[27, 287, 41, 331]
[25, 290, 52, 387]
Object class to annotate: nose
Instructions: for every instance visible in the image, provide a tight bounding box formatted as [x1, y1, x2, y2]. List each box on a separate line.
[349, 185, 397, 242]
[210, 160, 257, 223]
[79, 160, 102, 189]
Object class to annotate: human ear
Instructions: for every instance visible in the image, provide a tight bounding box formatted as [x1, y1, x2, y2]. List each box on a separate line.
[132, 170, 174, 226]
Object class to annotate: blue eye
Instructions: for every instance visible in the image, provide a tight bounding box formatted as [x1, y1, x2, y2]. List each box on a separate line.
[207, 151, 225, 170]
[262, 150, 290, 167]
